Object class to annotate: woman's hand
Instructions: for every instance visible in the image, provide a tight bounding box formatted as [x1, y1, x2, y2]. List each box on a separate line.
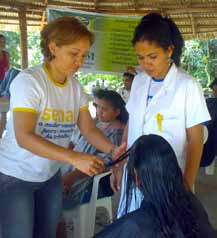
[110, 167, 124, 192]
[109, 142, 127, 192]
[112, 142, 127, 161]
[72, 152, 105, 176]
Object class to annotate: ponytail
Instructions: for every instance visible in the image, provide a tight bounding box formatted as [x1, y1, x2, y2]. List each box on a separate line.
[163, 17, 184, 66]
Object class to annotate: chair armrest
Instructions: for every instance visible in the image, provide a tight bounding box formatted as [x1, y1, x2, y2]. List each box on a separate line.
[90, 171, 112, 203]
[93, 171, 112, 184]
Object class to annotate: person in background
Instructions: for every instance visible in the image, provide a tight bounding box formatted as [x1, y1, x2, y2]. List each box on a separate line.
[96, 135, 217, 238]
[209, 78, 217, 98]
[0, 16, 125, 238]
[0, 34, 9, 83]
[110, 13, 210, 218]
[118, 67, 136, 102]
[200, 78, 217, 167]
[0, 68, 20, 138]
[61, 89, 128, 207]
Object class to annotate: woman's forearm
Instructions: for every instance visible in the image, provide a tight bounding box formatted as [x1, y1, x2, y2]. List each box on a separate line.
[81, 125, 114, 154]
[122, 122, 128, 143]
[16, 131, 79, 164]
[184, 125, 204, 189]
[78, 110, 114, 154]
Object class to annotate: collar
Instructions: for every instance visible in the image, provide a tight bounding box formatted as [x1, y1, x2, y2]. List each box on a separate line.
[42, 63, 68, 88]
[151, 77, 164, 82]
[160, 63, 178, 92]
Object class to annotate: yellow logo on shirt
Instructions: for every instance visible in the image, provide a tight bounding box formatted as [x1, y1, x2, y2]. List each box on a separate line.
[41, 108, 74, 122]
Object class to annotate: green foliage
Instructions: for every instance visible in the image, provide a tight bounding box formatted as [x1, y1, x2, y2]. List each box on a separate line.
[0, 31, 41, 69]
[78, 72, 122, 90]
[0, 31, 21, 68]
[181, 40, 208, 87]
[207, 39, 217, 82]
[181, 39, 217, 88]
[28, 32, 41, 66]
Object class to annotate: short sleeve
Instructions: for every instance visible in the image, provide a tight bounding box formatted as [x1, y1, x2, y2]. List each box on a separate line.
[10, 72, 41, 113]
[186, 80, 211, 128]
[76, 81, 89, 112]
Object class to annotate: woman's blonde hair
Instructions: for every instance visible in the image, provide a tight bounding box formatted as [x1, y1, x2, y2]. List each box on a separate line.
[40, 16, 94, 61]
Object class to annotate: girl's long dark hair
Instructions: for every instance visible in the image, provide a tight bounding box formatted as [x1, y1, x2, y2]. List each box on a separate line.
[125, 134, 198, 238]
[93, 89, 129, 124]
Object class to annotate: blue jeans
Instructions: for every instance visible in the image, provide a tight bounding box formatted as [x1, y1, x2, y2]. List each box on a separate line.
[0, 171, 62, 238]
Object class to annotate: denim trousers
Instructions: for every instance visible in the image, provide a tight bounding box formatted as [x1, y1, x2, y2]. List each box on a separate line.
[0, 170, 62, 238]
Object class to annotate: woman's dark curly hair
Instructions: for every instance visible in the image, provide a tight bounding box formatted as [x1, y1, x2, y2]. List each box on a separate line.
[93, 89, 129, 124]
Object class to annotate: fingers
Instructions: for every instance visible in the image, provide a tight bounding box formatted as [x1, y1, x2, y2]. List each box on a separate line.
[89, 165, 103, 175]
[114, 159, 126, 168]
[119, 142, 127, 152]
[110, 175, 116, 192]
[110, 168, 123, 192]
[73, 153, 105, 176]
[95, 157, 105, 166]
[113, 142, 127, 160]
[93, 156, 105, 170]
[110, 173, 119, 193]
[87, 156, 105, 176]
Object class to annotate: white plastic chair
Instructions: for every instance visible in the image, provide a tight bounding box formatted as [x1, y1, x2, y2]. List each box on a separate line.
[63, 171, 113, 238]
[203, 126, 216, 175]
[205, 157, 216, 175]
[203, 125, 208, 144]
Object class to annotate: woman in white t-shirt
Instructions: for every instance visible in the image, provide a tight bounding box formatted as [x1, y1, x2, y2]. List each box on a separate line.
[0, 16, 125, 238]
[110, 13, 210, 217]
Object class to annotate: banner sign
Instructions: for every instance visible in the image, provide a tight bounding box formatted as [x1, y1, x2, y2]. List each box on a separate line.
[48, 8, 141, 73]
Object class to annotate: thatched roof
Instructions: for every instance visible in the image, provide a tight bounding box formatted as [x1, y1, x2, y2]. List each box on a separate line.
[0, 0, 217, 39]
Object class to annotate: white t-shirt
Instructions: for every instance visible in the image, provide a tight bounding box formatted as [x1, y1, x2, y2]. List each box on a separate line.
[146, 78, 164, 106]
[0, 64, 88, 182]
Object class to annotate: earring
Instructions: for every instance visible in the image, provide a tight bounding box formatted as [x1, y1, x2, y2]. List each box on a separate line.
[168, 57, 173, 65]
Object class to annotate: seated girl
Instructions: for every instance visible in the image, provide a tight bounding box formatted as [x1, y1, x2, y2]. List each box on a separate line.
[95, 134, 217, 238]
[61, 89, 128, 209]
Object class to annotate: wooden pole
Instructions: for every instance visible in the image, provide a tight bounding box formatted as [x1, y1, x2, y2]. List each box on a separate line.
[40, 0, 48, 31]
[18, 6, 28, 69]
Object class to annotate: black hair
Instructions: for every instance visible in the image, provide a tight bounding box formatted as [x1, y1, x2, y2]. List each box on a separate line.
[209, 78, 217, 89]
[125, 134, 198, 238]
[0, 34, 5, 40]
[132, 13, 184, 66]
[93, 89, 129, 124]
[122, 72, 135, 81]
